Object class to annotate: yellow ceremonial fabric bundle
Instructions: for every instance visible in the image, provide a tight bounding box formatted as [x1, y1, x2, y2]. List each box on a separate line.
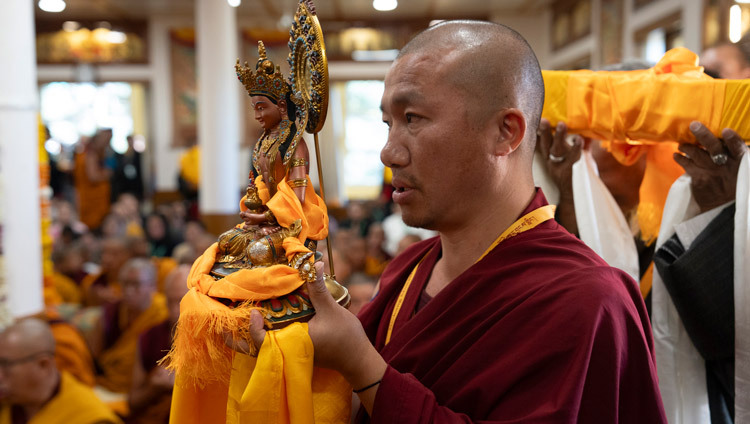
[165, 177, 351, 423]
[542, 47, 750, 244]
[542, 47, 750, 144]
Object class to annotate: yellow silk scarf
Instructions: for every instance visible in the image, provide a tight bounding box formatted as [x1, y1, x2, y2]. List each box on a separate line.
[542, 47, 750, 143]
[542, 47, 749, 245]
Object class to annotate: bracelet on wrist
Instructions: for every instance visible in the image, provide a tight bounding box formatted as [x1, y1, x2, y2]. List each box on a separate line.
[353, 379, 382, 394]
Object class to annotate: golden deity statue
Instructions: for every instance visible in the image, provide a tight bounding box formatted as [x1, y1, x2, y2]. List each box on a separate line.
[165, 3, 353, 422]
[205, 39, 347, 329]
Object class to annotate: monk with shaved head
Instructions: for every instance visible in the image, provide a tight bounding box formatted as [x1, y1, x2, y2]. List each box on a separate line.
[0, 318, 120, 424]
[247, 20, 666, 422]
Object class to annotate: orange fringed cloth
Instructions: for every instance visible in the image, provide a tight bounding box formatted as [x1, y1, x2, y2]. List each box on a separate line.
[542, 47, 750, 245]
[165, 176, 351, 423]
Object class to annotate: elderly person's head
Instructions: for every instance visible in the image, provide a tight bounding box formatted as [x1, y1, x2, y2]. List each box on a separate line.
[0, 319, 57, 409]
[119, 258, 158, 312]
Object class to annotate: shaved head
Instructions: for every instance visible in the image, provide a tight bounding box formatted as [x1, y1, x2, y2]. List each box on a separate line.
[398, 21, 545, 157]
[0, 318, 58, 406]
[0, 318, 56, 353]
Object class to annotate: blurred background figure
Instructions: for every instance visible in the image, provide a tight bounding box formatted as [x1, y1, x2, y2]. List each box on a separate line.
[127, 265, 189, 424]
[0, 318, 121, 424]
[700, 33, 750, 79]
[110, 135, 145, 203]
[74, 129, 113, 231]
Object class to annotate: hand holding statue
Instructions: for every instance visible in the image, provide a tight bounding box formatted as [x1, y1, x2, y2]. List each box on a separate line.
[245, 261, 387, 413]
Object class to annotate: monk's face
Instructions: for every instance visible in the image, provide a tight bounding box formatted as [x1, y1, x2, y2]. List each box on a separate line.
[121, 267, 156, 311]
[590, 141, 646, 215]
[701, 44, 750, 79]
[251, 96, 283, 130]
[0, 332, 53, 404]
[380, 51, 494, 230]
[100, 239, 130, 274]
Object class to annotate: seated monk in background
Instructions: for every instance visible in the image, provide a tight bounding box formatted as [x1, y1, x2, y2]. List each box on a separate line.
[92, 258, 167, 397]
[127, 265, 190, 424]
[0, 318, 121, 424]
[81, 237, 133, 307]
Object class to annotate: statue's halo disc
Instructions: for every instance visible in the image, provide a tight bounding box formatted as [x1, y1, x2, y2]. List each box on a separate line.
[288, 0, 329, 134]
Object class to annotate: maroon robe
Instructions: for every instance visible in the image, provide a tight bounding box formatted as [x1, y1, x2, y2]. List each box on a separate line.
[357, 189, 666, 423]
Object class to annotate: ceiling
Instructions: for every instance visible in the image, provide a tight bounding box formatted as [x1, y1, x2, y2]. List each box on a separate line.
[35, 0, 552, 24]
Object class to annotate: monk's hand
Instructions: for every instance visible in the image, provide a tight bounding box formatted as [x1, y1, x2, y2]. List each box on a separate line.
[305, 262, 387, 391]
[674, 122, 747, 213]
[536, 119, 584, 197]
[223, 324, 257, 356]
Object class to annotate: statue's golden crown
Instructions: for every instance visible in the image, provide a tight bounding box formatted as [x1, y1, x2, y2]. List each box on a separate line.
[235, 41, 289, 102]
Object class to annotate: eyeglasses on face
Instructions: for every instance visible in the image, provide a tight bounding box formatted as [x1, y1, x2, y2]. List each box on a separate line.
[0, 351, 54, 370]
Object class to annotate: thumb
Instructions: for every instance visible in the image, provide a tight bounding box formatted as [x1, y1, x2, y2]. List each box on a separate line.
[248, 309, 266, 352]
[306, 261, 336, 310]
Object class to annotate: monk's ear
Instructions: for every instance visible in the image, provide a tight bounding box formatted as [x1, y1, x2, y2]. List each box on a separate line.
[492, 108, 526, 157]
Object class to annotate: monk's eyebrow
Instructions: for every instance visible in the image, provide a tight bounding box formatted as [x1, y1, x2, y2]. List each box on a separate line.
[381, 89, 424, 112]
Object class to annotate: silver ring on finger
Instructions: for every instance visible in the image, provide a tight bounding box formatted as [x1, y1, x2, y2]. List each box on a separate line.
[711, 153, 728, 166]
[548, 154, 566, 163]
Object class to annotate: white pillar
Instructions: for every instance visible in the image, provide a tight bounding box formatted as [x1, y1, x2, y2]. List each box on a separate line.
[196, 0, 241, 216]
[0, 0, 43, 318]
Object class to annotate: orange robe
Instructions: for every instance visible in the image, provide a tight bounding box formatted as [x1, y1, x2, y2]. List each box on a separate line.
[96, 294, 168, 394]
[74, 151, 110, 230]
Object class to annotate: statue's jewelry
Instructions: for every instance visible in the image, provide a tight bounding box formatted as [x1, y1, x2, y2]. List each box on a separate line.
[291, 158, 308, 167]
[289, 178, 308, 188]
[548, 153, 565, 163]
[235, 41, 289, 102]
[711, 153, 728, 166]
[264, 210, 276, 223]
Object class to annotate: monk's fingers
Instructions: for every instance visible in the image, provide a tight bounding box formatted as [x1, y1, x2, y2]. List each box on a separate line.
[721, 128, 748, 160]
[248, 310, 266, 352]
[673, 152, 701, 175]
[690, 121, 726, 159]
[549, 121, 569, 159]
[537, 118, 552, 157]
[568, 135, 584, 163]
[223, 329, 252, 355]
[678, 143, 714, 169]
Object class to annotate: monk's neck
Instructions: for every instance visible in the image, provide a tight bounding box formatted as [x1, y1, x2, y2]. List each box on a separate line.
[426, 186, 536, 296]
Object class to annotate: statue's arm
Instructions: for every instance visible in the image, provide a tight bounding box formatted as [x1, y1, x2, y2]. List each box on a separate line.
[289, 139, 310, 204]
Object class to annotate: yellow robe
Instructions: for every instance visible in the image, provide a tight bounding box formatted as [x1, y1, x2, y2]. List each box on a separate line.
[96, 293, 168, 394]
[0, 371, 122, 424]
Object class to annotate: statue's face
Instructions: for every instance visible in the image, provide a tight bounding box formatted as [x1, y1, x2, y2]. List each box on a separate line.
[251, 96, 283, 130]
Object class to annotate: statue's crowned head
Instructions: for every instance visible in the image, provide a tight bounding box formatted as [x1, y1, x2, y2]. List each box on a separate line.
[236, 41, 290, 104]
